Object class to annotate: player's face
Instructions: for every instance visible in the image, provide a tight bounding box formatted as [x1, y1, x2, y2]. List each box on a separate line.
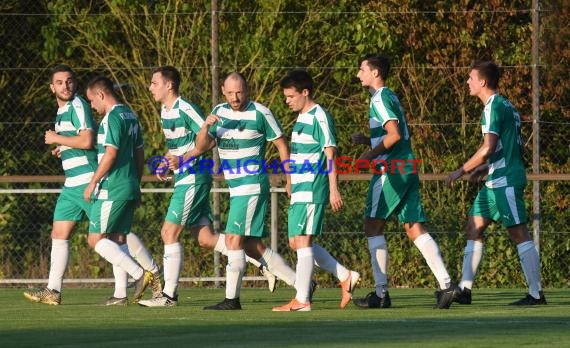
[222, 78, 249, 111]
[149, 72, 170, 103]
[357, 60, 376, 88]
[86, 88, 105, 115]
[50, 71, 76, 103]
[283, 87, 309, 113]
[467, 69, 483, 97]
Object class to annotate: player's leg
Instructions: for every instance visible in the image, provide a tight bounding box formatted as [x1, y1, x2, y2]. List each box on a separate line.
[455, 186, 495, 304]
[204, 194, 258, 310]
[24, 188, 85, 305]
[126, 232, 161, 297]
[88, 200, 150, 303]
[496, 186, 545, 305]
[273, 204, 314, 312]
[354, 174, 390, 308]
[139, 220, 183, 307]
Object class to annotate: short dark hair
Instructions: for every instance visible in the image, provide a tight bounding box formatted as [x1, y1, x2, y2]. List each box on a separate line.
[50, 64, 76, 82]
[280, 69, 314, 97]
[471, 60, 500, 89]
[152, 65, 181, 94]
[87, 75, 117, 98]
[359, 53, 391, 80]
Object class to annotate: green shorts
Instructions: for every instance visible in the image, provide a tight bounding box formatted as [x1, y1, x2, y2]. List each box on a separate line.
[165, 184, 212, 228]
[365, 173, 427, 223]
[53, 186, 92, 222]
[225, 194, 268, 237]
[470, 185, 528, 228]
[288, 203, 325, 238]
[89, 199, 137, 234]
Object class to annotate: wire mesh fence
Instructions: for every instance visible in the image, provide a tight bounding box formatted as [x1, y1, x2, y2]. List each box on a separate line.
[1, 2, 569, 288]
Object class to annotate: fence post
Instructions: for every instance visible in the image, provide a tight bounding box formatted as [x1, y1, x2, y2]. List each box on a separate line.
[211, 0, 222, 284]
[532, 0, 541, 249]
[270, 189, 279, 252]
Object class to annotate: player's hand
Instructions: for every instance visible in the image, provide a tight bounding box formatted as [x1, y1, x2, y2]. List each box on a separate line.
[446, 168, 465, 187]
[155, 157, 172, 182]
[351, 132, 370, 145]
[468, 165, 488, 183]
[83, 182, 96, 203]
[204, 114, 221, 127]
[329, 189, 343, 213]
[45, 130, 58, 145]
[165, 153, 180, 170]
[51, 146, 62, 158]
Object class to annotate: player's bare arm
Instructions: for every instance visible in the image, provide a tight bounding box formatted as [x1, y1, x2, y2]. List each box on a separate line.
[271, 136, 292, 197]
[324, 146, 343, 212]
[84, 146, 118, 203]
[358, 120, 400, 161]
[45, 129, 94, 150]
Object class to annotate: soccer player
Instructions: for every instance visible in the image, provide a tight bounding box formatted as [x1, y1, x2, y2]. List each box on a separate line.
[23, 65, 160, 306]
[447, 60, 545, 306]
[82, 75, 152, 304]
[138, 66, 281, 307]
[273, 70, 360, 312]
[352, 53, 458, 309]
[196, 72, 297, 310]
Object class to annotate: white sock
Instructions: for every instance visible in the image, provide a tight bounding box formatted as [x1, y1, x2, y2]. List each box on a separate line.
[113, 243, 129, 299]
[127, 232, 159, 273]
[94, 239, 143, 280]
[260, 248, 296, 286]
[226, 250, 246, 299]
[214, 233, 227, 254]
[459, 240, 484, 290]
[214, 232, 263, 268]
[517, 241, 542, 299]
[295, 247, 314, 304]
[163, 242, 182, 298]
[413, 233, 451, 290]
[367, 235, 389, 296]
[47, 239, 69, 292]
[313, 243, 349, 281]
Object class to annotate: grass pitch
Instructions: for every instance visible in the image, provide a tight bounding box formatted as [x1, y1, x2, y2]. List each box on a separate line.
[2, 287, 569, 347]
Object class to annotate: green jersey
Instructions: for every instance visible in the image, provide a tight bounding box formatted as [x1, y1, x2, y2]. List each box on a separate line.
[55, 95, 97, 188]
[369, 87, 417, 173]
[95, 104, 143, 200]
[481, 94, 527, 188]
[290, 104, 337, 204]
[161, 97, 212, 186]
[209, 101, 283, 197]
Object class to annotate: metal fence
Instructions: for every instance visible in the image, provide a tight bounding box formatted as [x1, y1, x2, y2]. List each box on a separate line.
[1, 2, 569, 288]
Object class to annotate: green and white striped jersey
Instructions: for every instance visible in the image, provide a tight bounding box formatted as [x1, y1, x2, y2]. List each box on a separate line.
[161, 97, 212, 186]
[95, 104, 143, 201]
[290, 104, 337, 204]
[209, 100, 283, 197]
[369, 87, 417, 172]
[481, 94, 527, 188]
[54, 95, 97, 188]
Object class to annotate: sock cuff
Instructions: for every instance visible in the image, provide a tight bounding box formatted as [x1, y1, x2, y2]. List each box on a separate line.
[367, 235, 387, 250]
[214, 234, 226, 253]
[261, 248, 273, 262]
[227, 249, 245, 261]
[465, 240, 484, 253]
[51, 239, 69, 246]
[413, 233, 433, 247]
[165, 242, 182, 254]
[296, 246, 313, 258]
[517, 240, 536, 255]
